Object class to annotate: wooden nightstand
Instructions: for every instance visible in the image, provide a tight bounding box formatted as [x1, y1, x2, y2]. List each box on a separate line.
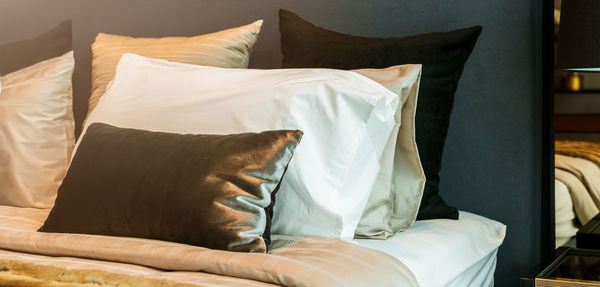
[535, 248, 600, 286]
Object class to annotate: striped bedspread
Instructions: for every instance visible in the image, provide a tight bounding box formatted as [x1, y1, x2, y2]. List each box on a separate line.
[0, 205, 417, 287]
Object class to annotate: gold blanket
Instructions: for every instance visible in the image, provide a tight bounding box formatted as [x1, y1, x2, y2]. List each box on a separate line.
[0, 206, 418, 287]
[556, 140, 600, 166]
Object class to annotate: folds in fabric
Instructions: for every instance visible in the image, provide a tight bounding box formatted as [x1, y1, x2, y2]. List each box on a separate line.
[555, 154, 600, 225]
[0, 205, 418, 287]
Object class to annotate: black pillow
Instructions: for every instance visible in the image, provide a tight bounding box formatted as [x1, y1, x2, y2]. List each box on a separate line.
[279, 9, 481, 220]
[39, 123, 302, 253]
[0, 20, 72, 76]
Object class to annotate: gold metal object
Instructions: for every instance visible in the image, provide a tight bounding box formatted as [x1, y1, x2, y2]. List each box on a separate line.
[562, 72, 583, 91]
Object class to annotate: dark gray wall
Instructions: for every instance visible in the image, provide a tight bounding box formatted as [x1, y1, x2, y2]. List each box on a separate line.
[0, 1, 543, 286]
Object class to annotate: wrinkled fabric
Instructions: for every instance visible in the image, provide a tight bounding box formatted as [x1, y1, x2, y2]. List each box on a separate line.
[83, 54, 402, 240]
[278, 9, 483, 221]
[0, 51, 75, 208]
[0, 205, 418, 287]
[353, 65, 425, 238]
[555, 154, 600, 225]
[40, 123, 302, 253]
[554, 179, 579, 247]
[88, 20, 263, 117]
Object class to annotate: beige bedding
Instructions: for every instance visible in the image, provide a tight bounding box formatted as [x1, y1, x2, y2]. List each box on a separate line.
[555, 154, 600, 226]
[0, 205, 417, 287]
[554, 179, 579, 247]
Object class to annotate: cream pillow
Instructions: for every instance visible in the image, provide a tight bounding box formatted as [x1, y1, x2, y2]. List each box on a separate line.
[0, 51, 75, 208]
[88, 20, 263, 117]
[353, 66, 425, 238]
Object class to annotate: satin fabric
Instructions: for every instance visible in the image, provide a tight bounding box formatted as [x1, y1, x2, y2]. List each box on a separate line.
[0, 51, 75, 208]
[40, 123, 302, 253]
[0, 205, 418, 287]
[88, 20, 263, 117]
[82, 53, 401, 240]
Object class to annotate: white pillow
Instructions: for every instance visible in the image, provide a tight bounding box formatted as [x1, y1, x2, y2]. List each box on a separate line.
[82, 53, 400, 240]
[0, 51, 75, 208]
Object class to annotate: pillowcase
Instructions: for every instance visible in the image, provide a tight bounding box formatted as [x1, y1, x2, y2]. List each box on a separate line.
[279, 9, 482, 221]
[82, 53, 403, 240]
[87, 20, 263, 117]
[40, 123, 302, 253]
[0, 51, 75, 208]
[353, 66, 425, 238]
[0, 20, 72, 76]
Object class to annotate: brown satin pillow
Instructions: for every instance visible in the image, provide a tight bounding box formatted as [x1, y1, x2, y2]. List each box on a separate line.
[39, 123, 302, 253]
[0, 20, 72, 76]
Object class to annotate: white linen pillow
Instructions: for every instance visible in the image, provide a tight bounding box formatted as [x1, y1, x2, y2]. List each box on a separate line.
[82, 53, 401, 240]
[0, 51, 75, 208]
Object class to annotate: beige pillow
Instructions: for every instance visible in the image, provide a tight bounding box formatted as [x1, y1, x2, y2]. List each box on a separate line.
[353, 65, 426, 239]
[0, 51, 75, 208]
[88, 20, 263, 117]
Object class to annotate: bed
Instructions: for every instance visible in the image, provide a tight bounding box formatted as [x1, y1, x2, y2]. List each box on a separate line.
[355, 211, 505, 287]
[0, 206, 504, 287]
[0, 4, 508, 287]
[555, 140, 600, 247]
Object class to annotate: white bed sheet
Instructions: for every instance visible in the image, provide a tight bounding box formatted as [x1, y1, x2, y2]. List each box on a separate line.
[555, 178, 579, 248]
[354, 211, 506, 287]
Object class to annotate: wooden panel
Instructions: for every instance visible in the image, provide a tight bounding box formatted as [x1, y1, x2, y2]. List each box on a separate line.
[555, 114, 600, 132]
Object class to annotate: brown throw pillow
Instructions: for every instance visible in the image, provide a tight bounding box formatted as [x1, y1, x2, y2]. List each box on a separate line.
[39, 123, 302, 253]
[0, 20, 72, 76]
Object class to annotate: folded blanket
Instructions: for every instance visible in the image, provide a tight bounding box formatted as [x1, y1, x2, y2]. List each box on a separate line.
[0, 205, 417, 287]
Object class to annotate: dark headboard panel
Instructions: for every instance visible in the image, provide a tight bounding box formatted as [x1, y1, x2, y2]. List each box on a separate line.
[0, 1, 544, 285]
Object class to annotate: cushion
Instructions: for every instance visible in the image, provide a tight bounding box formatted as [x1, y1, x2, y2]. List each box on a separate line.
[353, 66, 425, 238]
[87, 20, 263, 118]
[279, 9, 482, 220]
[82, 53, 403, 240]
[0, 51, 75, 208]
[0, 20, 72, 76]
[40, 123, 302, 253]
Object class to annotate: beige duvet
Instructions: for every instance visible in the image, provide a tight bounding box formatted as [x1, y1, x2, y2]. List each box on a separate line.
[0, 205, 417, 287]
[555, 140, 600, 227]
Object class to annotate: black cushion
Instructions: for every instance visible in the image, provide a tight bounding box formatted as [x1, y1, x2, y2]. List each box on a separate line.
[0, 20, 72, 76]
[279, 9, 481, 220]
[39, 123, 302, 253]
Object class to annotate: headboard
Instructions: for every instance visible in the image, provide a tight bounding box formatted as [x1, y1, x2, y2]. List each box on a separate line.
[0, 1, 544, 285]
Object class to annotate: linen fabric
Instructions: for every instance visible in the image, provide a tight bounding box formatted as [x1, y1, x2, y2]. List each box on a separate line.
[279, 9, 482, 220]
[354, 211, 506, 287]
[0, 20, 72, 76]
[0, 52, 75, 208]
[40, 123, 302, 253]
[82, 53, 401, 240]
[353, 65, 425, 238]
[554, 154, 600, 226]
[554, 179, 579, 248]
[0, 205, 419, 287]
[87, 20, 263, 117]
